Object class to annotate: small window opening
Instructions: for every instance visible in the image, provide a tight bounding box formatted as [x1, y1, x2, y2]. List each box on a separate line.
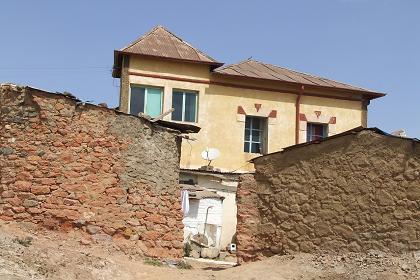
[307, 123, 328, 142]
[244, 116, 267, 154]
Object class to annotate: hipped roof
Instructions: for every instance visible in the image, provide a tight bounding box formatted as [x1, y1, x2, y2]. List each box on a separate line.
[113, 25, 385, 99]
[113, 25, 223, 77]
[214, 59, 383, 97]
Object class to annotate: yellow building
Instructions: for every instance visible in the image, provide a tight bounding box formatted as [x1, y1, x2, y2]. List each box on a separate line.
[112, 25, 385, 250]
[113, 25, 385, 173]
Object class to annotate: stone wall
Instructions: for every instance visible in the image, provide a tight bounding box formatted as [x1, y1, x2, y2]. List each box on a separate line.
[236, 129, 420, 262]
[0, 84, 184, 258]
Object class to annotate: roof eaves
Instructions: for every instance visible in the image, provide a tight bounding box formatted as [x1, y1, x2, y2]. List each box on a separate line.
[256, 59, 374, 92]
[118, 51, 224, 67]
[212, 70, 385, 99]
[112, 49, 223, 79]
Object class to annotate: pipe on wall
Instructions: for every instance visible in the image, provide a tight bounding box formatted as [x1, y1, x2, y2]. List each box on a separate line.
[295, 85, 304, 144]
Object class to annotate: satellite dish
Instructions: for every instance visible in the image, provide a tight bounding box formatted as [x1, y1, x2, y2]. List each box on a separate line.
[201, 148, 220, 166]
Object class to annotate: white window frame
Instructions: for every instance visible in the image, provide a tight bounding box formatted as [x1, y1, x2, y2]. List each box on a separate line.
[128, 84, 164, 116]
[172, 90, 199, 123]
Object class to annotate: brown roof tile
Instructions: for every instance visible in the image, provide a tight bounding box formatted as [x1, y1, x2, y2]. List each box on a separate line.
[119, 25, 222, 65]
[213, 59, 379, 93]
[112, 27, 384, 98]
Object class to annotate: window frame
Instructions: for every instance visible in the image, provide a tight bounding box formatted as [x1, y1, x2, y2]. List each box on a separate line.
[244, 116, 268, 154]
[306, 122, 328, 142]
[171, 89, 199, 123]
[128, 84, 164, 117]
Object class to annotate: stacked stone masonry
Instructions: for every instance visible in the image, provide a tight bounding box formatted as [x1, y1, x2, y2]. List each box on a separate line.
[237, 130, 420, 262]
[0, 84, 184, 258]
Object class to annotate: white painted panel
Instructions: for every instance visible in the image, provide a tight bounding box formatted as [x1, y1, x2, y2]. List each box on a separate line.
[183, 198, 222, 226]
[183, 198, 223, 247]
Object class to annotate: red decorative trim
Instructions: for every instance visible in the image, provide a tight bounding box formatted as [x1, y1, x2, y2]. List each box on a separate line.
[212, 72, 385, 99]
[299, 113, 307, 121]
[314, 111, 321, 118]
[127, 71, 375, 101]
[268, 110, 277, 118]
[237, 106, 246, 115]
[329, 117, 336, 124]
[254, 103, 262, 112]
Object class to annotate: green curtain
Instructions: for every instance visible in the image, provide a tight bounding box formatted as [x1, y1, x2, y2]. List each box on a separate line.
[146, 88, 162, 117]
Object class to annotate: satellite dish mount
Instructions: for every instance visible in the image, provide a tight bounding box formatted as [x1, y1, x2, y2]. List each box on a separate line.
[201, 148, 220, 167]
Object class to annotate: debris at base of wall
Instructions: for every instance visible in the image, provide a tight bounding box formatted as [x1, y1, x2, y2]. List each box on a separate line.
[201, 247, 220, 259]
[190, 233, 209, 247]
[186, 235, 220, 259]
[186, 234, 208, 258]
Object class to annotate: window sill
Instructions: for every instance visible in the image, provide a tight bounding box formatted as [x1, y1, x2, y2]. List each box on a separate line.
[170, 119, 198, 125]
[244, 152, 263, 155]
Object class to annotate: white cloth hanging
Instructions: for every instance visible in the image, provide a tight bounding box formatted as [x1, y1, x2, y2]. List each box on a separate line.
[181, 190, 189, 215]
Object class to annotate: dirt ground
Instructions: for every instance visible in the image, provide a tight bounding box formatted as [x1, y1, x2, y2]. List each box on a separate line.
[0, 221, 418, 280]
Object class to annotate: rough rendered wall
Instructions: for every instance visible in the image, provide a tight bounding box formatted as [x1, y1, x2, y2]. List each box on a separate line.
[0, 84, 183, 258]
[237, 131, 420, 262]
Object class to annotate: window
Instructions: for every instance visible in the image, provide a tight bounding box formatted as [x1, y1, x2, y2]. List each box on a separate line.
[129, 85, 163, 118]
[171, 90, 198, 122]
[244, 116, 267, 154]
[307, 123, 328, 142]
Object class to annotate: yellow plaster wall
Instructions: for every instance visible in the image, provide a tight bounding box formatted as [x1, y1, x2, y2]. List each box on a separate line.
[190, 85, 296, 171]
[129, 56, 210, 80]
[300, 96, 363, 131]
[123, 57, 364, 172]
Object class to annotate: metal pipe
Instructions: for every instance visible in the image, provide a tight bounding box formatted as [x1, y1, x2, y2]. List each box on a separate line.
[295, 85, 304, 144]
[203, 206, 214, 237]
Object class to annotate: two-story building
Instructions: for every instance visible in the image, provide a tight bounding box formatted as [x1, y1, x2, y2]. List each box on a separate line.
[112, 25, 385, 250]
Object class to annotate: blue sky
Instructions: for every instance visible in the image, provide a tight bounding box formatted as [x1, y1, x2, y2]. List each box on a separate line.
[1, 0, 419, 136]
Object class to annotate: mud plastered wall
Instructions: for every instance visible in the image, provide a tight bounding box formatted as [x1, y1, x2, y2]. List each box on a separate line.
[0, 84, 184, 258]
[237, 130, 420, 262]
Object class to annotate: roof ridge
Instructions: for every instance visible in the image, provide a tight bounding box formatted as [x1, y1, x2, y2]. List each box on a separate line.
[245, 61, 279, 80]
[119, 25, 161, 51]
[156, 26, 219, 62]
[250, 59, 298, 82]
[216, 59, 301, 82]
[215, 59, 253, 71]
[167, 32, 186, 60]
